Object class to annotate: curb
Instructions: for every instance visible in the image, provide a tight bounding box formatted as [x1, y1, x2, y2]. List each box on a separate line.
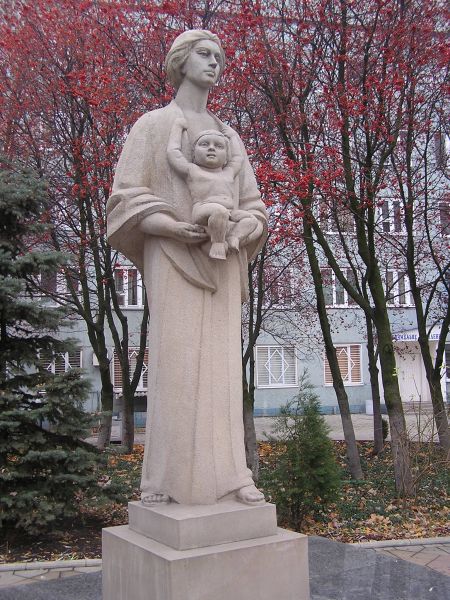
[352, 536, 450, 549]
[0, 558, 102, 573]
[1, 537, 449, 571]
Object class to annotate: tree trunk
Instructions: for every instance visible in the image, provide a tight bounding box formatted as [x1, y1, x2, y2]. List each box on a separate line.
[97, 361, 114, 450]
[374, 313, 415, 496]
[121, 387, 135, 453]
[416, 332, 450, 455]
[366, 315, 384, 454]
[243, 376, 259, 480]
[429, 370, 450, 458]
[303, 221, 363, 480]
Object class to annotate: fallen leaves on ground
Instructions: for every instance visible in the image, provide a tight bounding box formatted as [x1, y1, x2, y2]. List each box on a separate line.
[1, 441, 448, 562]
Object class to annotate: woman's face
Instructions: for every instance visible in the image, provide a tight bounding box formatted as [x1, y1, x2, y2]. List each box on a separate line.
[181, 40, 222, 89]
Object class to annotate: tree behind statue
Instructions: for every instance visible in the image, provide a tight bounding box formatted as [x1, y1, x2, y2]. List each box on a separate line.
[0, 163, 109, 535]
[260, 373, 342, 530]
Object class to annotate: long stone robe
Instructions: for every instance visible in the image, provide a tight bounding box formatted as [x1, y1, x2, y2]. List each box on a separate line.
[107, 101, 267, 505]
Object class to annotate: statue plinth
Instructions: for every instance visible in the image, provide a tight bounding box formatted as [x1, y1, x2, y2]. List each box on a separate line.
[102, 502, 310, 600]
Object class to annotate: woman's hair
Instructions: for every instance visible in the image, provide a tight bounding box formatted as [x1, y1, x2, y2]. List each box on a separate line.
[164, 30, 225, 90]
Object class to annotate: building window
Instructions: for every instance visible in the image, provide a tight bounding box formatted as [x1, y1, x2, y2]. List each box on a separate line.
[39, 350, 82, 374]
[439, 197, 449, 237]
[320, 203, 355, 234]
[114, 267, 144, 308]
[39, 269, 80, 299]
[445, 345, 450, 382]
[256, 345, 297, 388]
[113, 347, 148, 391]
[322, 268, 357, 307]
[40, 270, 58, 294]
[324, 344, 362, 386]
[434, 132, 448, 171]
[264, 266, 295, 308]
[384, 270, 413, 306]
[380, 199, 403, 234]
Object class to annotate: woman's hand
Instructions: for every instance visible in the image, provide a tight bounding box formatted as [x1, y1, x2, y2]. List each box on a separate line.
[139, 213, 208, 244]
[171, 222, 208, 244]
[220, 124, 235, 139]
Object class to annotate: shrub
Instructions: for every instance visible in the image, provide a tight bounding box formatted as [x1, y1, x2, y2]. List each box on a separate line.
[260, 374, 342, 529]
[0, 164, 117, 534]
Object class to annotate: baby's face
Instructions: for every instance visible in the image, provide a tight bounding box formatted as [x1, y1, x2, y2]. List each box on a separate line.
[193, 133, 227, 169]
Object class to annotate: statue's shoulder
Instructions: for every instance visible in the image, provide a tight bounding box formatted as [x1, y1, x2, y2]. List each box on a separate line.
[131, 103, 179, 134]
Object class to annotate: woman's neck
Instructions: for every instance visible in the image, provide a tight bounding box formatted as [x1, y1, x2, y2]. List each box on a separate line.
[174, 80, 210, 113]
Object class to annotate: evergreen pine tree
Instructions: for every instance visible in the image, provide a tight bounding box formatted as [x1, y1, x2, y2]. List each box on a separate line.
[260, 374, 342, 529]
[0, 163, 107, 534]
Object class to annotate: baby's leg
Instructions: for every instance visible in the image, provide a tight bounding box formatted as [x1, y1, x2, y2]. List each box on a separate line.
[193, 202, 230, 260]
[227, 212, 259, 252]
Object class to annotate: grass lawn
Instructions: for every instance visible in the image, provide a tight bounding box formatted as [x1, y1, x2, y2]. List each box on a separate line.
[0, 441, 448, 563]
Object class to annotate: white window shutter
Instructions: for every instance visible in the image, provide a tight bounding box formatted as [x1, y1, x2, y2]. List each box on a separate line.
[256, 346, 297, 388]
[324, 344, 362, 385]
[256, 346, 270, 387]
[349, 345, 362, 383]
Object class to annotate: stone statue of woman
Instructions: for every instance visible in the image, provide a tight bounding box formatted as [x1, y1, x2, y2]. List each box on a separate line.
[107, 30, 267, 507]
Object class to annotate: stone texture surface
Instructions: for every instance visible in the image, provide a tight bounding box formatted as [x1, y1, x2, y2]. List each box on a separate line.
[128, 499, 277, 550]
[106, 30, 267, 506]
[102, 525, 309, 600]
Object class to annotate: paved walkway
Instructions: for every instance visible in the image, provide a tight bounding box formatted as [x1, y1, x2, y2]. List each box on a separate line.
[0, 537, 448, 599]
[0, 560, 102, 590]
[1, 538, 448, 590]
[96, 414, 438, 446]
[254, 414, 438, 442]
[356, 537, 450, 577]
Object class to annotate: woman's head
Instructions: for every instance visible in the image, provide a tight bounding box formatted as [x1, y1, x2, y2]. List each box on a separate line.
[165, 30, 225, 90]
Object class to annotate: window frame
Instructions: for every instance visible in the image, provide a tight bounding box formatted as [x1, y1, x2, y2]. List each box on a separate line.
[445, 345, 450, 382]
[320, 204, 356, 235]
[384, 270, 414, 307]
[263, 266, 296, 309]
[39, 349, 83, 374]
[322, 267, 358, 308]
[255, 345, 298, 389]
[112, 347, 149, 392]
[324, 344, 363, 387]
[114, 266, 144, 308]
[439, 197, 449, 237]
[379, 199, 404, 234]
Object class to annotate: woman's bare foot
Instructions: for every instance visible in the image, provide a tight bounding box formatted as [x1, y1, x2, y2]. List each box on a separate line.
[141, 492, 170, 506]
[235, 485, 265, 506]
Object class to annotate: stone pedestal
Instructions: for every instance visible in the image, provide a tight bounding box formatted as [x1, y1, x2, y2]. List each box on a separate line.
[102, 501, 310, 600]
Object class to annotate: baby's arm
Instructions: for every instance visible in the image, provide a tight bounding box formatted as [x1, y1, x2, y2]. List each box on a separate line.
[222, 125, 244, 177]
[167, 118, 190, 178]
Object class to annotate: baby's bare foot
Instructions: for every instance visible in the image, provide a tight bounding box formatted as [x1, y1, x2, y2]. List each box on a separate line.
[209, 242, 228, 260]
[141, 492, 170, 506]
[236, 485, 265, 505]
[226, 235, 240, 253]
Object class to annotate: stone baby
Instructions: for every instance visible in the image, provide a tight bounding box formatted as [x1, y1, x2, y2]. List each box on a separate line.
[167, 117, 259, 260]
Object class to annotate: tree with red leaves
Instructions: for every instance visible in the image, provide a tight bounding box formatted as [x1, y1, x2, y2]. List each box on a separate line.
[226, 0, 449, 493]
[0, 1, 159, 450]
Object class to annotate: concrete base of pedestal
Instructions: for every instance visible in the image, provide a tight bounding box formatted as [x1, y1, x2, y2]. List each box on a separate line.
[128, 500, 278, 549]
[102, 502, 310, 600]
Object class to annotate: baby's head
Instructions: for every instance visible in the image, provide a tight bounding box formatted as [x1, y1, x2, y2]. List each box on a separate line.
[192, 130, 230, 169]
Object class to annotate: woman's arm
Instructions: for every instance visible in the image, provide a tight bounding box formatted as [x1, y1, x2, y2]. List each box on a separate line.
[222, 125, 244, 177]
[139, 212, 208, 244]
